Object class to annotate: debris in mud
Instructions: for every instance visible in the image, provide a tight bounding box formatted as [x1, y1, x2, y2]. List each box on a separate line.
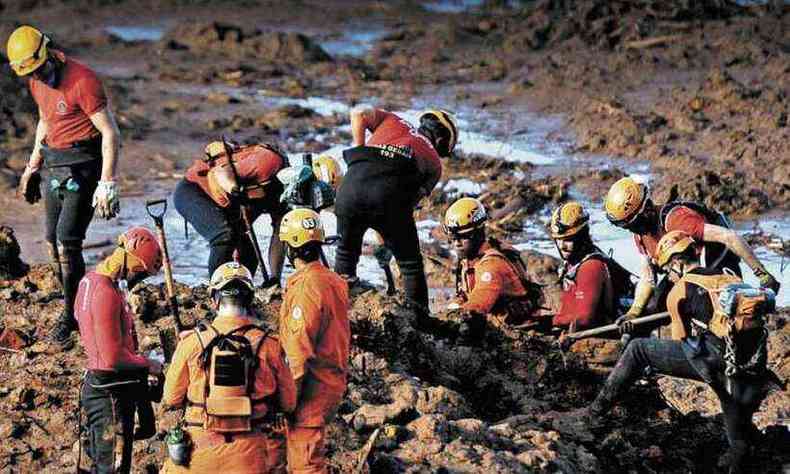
[0, 226, 28, 280]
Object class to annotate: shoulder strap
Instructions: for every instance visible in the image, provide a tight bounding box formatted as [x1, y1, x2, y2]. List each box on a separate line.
[681, 273, 741, 293]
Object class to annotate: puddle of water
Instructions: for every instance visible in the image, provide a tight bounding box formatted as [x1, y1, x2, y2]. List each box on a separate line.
[423, 0, 485, 13]
[105, 26, 164, 42]
[321, 29, 389, 58]
[443, 178, 483, 197]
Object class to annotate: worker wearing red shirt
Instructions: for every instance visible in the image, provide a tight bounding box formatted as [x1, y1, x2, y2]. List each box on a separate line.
[75, 227, 163, 474]
[604, 176, 780, 333]
[173, 141, 288, 283]
[443, 198, 541, 328]
[335, 107, 458, 319]
[8, 26, 123, 347]
[549, 202, 632, 332]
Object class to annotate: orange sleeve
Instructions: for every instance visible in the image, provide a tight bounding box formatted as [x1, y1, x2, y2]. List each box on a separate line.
[76, 70, 107, 116]
[552, 259, 607, 330]
[366, 109, 392, 132]
[462, 258, 505, 314]
[279, 295, 322, 381]
[264, 338, 297, 413]
[664, 206, 706, 242]
[235, 147, 283, 183]
[666, 283, 689, 341]
[161, 335, 196, 408]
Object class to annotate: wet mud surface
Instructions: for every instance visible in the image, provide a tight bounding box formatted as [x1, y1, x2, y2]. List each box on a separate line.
[0, 1, 789, 472]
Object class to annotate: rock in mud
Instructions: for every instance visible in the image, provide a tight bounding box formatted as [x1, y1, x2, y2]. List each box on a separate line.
[0, 226, 28, 280]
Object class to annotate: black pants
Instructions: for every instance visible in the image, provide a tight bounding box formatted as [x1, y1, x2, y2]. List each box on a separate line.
[593, 336, 766, 471]
[334, 160, 428, 309]
[44, 158, 100, 319]
[173, 179, 286, 278]
[81, 372, 143, 474]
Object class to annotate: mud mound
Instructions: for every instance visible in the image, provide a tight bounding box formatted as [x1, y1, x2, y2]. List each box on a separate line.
[162, 21, 331, 65]
[0, 226, 28, 280]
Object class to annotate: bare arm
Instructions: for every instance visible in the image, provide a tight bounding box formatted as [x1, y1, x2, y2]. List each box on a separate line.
[703, 223, 767, 275]
[350, 105, 380, 146]
[28, 112, 48, 170]
[627, 255, 655, 317]
[88, 107, 121, 181]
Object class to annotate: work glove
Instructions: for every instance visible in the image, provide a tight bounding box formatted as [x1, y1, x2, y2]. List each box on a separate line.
[92, 180, 120, 219]
[373, 244, 393, 269]
[17, 166, 42, 204]
[615, 313, 636, 335]
[754, 268, 780, 294]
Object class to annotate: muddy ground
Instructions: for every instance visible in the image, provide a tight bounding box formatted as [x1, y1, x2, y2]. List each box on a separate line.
[0, 0, 789, 473]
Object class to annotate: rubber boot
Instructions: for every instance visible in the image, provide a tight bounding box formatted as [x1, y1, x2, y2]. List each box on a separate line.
[51, 242, 84, 348]
[726, 441, 750, 474]
[397, 258, 430, 313]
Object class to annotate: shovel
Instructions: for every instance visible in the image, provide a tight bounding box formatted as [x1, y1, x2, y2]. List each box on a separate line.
[146, 198, 186, 333]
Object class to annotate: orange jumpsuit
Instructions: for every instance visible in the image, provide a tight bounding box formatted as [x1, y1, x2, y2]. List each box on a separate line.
[457, 242, 531, 323]
[279, 262, 350, 474]
[161, 314, 297, 473]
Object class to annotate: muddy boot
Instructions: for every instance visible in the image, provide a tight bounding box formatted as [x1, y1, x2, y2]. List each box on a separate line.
[51, 310, 78, 349]
[725, 441, 750, 474]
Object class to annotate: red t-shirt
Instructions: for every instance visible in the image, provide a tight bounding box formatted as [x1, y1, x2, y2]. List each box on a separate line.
[553, 259, 612, 330]
[634, 205, 707, 262]
[185, 145, 284, 207]
[366, 110, 443, 193]
[29, 51, 107, 149]
[75, 272, 149, 372]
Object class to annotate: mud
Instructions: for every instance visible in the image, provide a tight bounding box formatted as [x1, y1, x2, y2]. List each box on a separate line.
[0, 1, 789, 472]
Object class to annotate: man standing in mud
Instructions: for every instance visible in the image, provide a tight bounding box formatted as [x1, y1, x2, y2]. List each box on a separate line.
[334, 106, 457, 321]
[580, 230, 780, 474]
[604, 176, 780, 332]
[549, 201, 634, 331]
[75, 227, 164, 473]
[8, 25, 123, 348]
[278, 209, 349, 473]
[174, 140, 288, 285]
[443, 197, 541, 328]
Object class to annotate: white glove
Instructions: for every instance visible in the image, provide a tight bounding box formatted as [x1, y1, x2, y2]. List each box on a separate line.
[92, 180, 120, 219]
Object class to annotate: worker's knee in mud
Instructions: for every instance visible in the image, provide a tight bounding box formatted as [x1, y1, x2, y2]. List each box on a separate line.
[58, 240, 83, 261]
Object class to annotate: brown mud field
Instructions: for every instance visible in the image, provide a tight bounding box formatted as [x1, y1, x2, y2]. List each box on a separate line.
[1, 1, 789, 473]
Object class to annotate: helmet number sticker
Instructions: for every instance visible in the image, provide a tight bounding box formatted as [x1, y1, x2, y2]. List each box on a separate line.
[302, 218, 317, 230]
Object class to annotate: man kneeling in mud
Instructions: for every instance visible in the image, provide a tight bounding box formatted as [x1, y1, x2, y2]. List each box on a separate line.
[442, 197, 545, 337]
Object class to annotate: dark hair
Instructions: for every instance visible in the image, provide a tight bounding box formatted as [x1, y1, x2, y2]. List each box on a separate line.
[418, 115, 452, 157]
[289, 242, 322, 263]
[214, 281, 254, 308]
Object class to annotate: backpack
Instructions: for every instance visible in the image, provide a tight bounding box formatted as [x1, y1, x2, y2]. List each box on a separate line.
[479, 238, 547, 318]
[682, 273, 776, 339]
[194, 324, 269, 434]
[561, 247, 636, 319]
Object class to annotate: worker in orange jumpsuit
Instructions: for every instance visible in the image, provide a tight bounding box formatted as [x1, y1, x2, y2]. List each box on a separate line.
[278, 208, 350, 473]
[443, 197, 540, 327]
[161, 262, 297, 473]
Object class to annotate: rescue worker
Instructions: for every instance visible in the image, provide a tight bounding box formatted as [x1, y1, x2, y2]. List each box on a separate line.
[278, 209, 350, 473]
[604, 176, 780, 331]
[161, 262, 297, 473]
[75, 227, 163, 473]
[9, 25, 123, 347]
[334, 106, 458, 317]
[581, 231, 780, 473]
[550, 202, 634, 331]
[173, 140, 288, 284]
[443, 197, 540, 326]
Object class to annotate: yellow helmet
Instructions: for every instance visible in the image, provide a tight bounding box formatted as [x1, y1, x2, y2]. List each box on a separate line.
[279, 208, 325, 248]
[7, 26, 49, 77]
[443, 197, 487, 237]
[550, 201, 590, 239]
[204, 141, 227, 160]
[209, 261, 254, 292]
[656, 230, 696, 268]
[420, 109, 458, 157]
[604, 177, 649, 226]
[312, 155, 343, 190]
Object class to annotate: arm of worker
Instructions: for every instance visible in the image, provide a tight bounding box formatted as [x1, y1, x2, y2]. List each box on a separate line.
[29, 112, 48, 171]
[266, 341, 298, 414]
[89, 108, 122, 219]
[552, 259, 606, 331]
[703, 223, 780, 291]
[161, 337, 193, 408]
[350, 106, 386, 146]
[91, 290, 150, 372]
[279, 299, 321, 401]
[18, 113, 48, 203]
[461, 261, 504, 315]
[268, 213, 286, 283]
[624, 255, 655, 318]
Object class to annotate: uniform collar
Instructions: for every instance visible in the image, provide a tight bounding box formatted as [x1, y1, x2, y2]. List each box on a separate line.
[287, 261, 325, 284]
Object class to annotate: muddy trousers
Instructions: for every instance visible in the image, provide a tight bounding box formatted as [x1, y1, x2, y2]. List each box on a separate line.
[81, 372, 138, 474]
[44, 160, 99, 320]
[287, 426, 327, 474]
[173, 179, 285, 280]
[591, 337, 763, 472]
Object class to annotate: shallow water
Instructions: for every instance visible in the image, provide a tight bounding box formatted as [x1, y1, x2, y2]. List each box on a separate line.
[320, 29, 389, 58]
[105, 26, 165, 42]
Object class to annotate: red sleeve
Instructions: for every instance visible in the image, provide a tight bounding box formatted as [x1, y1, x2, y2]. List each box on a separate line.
[366, 109, 392, 133]
[75, 70, 108, 117]
[236, 148, 283, 183]
[552, 259, 607, 330]
[419, 152, 442, 193]
[664, 206, 706, 241]
[91, 285, 148, 370]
